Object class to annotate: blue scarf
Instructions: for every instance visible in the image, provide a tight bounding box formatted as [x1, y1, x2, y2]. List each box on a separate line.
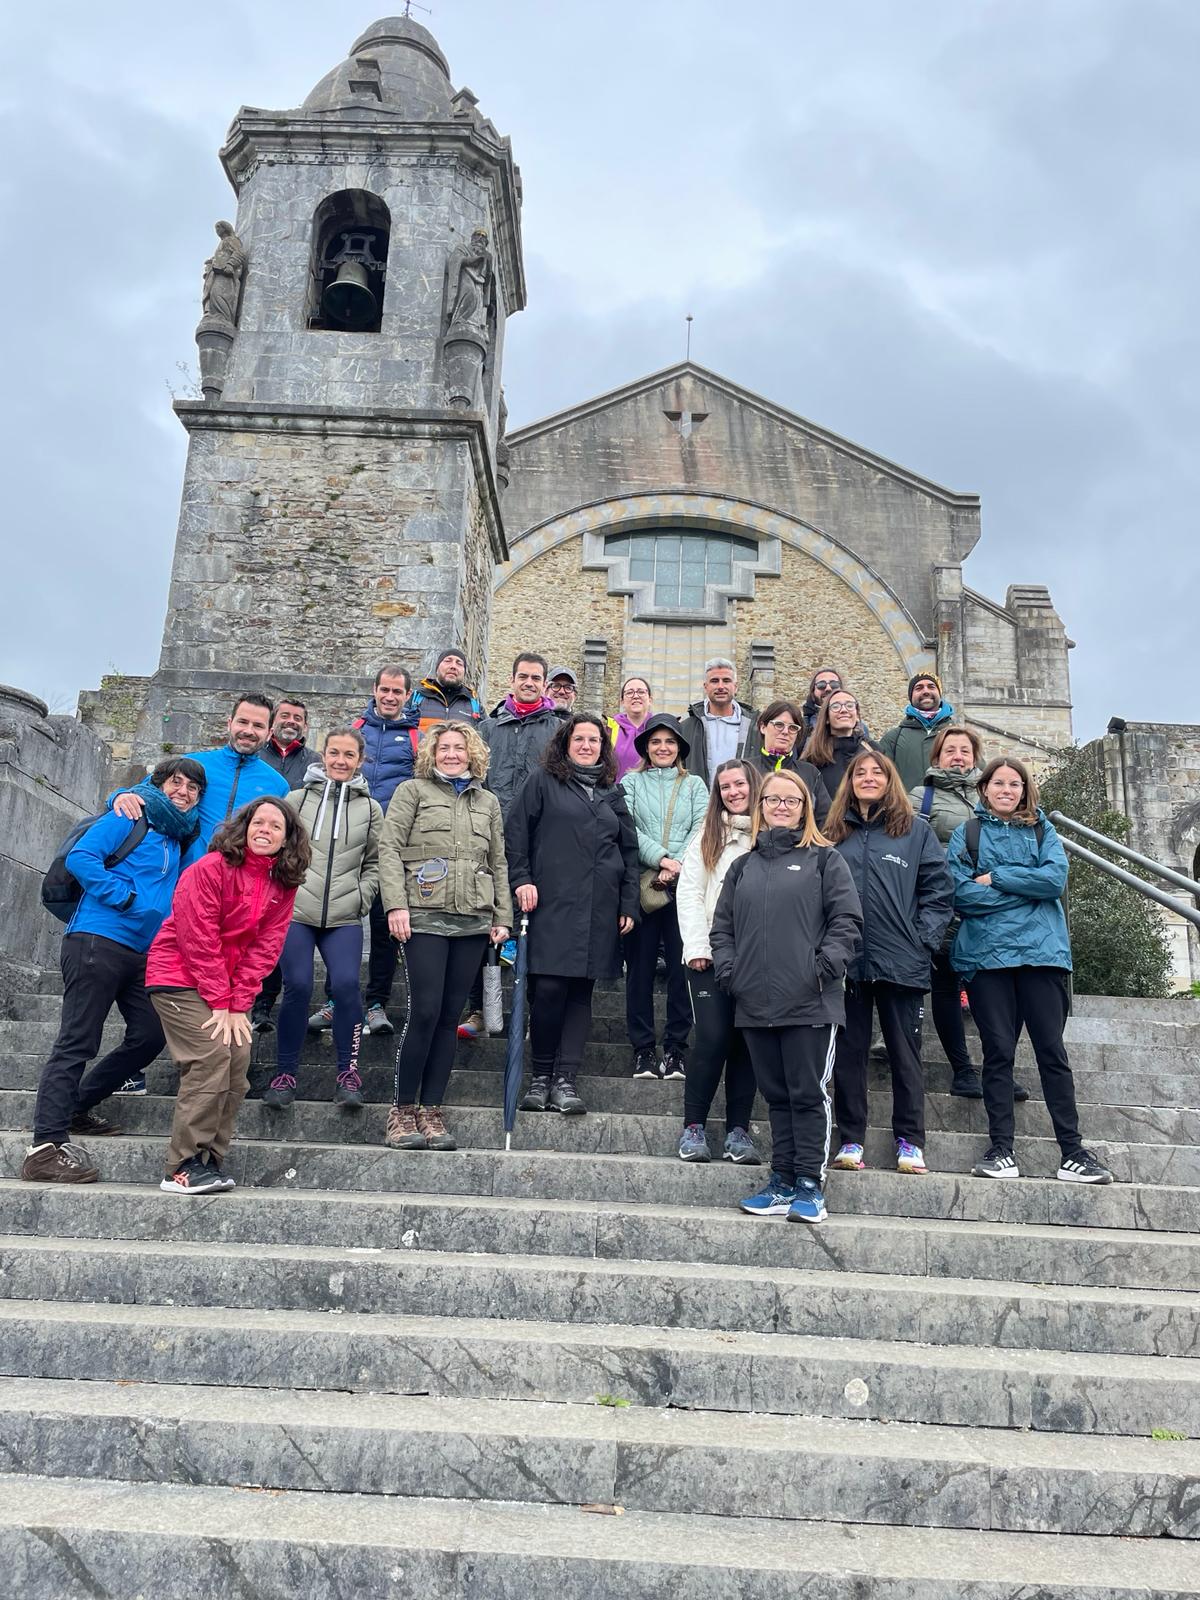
[906, 700, 955, 731]
[130, 777, 201, 841]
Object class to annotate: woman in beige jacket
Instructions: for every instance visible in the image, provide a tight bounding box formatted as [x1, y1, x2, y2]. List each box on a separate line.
[378, 721, 512, 1151]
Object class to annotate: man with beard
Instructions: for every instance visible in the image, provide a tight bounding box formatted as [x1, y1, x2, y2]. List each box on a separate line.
[260, 698, 320, 788]
[878, 674, 957, 793]
[409, 648, 484, 731]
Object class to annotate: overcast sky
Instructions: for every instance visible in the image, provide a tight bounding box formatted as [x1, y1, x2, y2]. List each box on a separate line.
[2, 0, 1196, 740]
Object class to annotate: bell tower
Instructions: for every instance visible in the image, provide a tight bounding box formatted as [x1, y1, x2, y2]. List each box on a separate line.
[82, 16, 524, 764]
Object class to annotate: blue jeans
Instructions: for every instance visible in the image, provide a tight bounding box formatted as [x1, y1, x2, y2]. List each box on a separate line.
[277, 922, 364, 1075]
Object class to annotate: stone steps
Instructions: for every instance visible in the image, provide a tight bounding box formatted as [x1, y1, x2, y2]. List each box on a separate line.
[1, 1377, 1196, 1537]
[3, 1133, 1198, 1234]
[2, 1474, 1197, 1598]
[2, 1228, 1197, 1357]
[1, 1296, 1196, 1436]
[4, 1087, 1197, 1185]
[4, 974, 1199, 1588]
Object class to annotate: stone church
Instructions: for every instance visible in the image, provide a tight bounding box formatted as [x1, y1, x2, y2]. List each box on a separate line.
[77, 13, 1072, 767]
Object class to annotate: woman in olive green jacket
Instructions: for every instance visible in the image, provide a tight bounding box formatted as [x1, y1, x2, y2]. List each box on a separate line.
[378, 721, 512, 1151]
[268, 728, 384, 1111]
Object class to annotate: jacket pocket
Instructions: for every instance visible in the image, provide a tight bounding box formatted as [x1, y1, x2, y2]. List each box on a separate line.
[405, 856, 451, 910]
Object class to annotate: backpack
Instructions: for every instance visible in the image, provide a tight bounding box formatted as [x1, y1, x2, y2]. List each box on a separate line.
[41, 814, 151, 924]
[962, 814, 1044, 870]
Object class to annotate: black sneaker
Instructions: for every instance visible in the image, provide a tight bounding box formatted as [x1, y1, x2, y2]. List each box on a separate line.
[631, 1049, 659, 1080]
[69, 1109, 122, 1136]
[949, 1069, 984, 1099]
[206, 1160, 237, 1192]
[251, 999, 275, 1035]
[262, 1073, 296, 1109]
[548, 1076, 586, 1115]
[972, 1144, 1020, 1180]
[1014, 1082, 1031, 1102]
[159, 1157, 224, 1195]
[519, 1076, 551, 1112]
[660, 1051, 686, 1081]
[1058, 1147, 1114, 1185]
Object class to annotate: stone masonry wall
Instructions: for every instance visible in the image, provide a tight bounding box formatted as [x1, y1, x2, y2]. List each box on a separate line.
[490, 537, 910, 727]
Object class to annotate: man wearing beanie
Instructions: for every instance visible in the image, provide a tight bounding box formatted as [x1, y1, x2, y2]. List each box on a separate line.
[878, 673, 956, 791]
[409, 647, 484, 731]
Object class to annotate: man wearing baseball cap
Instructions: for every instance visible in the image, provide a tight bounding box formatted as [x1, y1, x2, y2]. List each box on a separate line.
[877, 672, 957, 792]
[547, 666, 578, 712]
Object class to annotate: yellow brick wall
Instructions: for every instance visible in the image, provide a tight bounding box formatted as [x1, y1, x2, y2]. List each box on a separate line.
[490, 535, 912, 731]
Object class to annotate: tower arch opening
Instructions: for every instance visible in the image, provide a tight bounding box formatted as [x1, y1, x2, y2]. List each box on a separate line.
[306, 190, 391, 332]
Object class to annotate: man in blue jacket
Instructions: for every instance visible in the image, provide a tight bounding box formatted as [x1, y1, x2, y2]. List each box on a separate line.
[308, 665, 420, 1037]
[110, 694, 289, 848]
[21, 758, 207, 1184]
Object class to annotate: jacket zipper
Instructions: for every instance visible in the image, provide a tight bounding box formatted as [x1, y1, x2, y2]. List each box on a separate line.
[226, 758, 243, 820]
[319, 783, 340, 927]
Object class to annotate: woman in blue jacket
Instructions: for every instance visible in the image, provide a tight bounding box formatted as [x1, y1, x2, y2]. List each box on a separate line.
[948, 756, 1112, 1184]
[823, 749, 953, 1176]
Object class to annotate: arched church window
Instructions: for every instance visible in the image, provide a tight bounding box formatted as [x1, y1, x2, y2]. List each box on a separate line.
[604, 531, 759, 612]
[307, 190, 390, 332]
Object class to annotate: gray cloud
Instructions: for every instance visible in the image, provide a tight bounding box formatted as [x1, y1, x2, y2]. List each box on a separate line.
[3, 0, 1197, 738]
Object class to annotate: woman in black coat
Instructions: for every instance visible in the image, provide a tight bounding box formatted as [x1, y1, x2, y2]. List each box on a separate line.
[823, 749, 954, 1177]
[745, 699, 831, 827]
[504, 714, 640, 1115]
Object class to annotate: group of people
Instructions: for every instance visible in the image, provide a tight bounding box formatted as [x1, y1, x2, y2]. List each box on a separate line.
[21, 646, 1114, 1218]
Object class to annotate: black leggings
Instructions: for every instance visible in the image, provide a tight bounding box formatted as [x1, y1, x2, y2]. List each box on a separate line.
[684, 966, 755, 1129]
[393, 933, 487, 1105]
[929, 948, 972, 1073]
[530, 975, 595, 1078]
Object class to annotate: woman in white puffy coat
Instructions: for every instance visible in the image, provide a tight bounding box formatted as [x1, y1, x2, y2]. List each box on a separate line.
[673, 758, 763, 1164]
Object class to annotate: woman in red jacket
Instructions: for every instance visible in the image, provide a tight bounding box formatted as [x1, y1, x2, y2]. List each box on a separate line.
[147, 797, 310, 1194]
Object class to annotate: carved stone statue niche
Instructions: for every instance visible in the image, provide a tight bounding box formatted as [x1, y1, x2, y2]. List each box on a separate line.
[442, 227, 497, 409]
[195, 221, 247, 402]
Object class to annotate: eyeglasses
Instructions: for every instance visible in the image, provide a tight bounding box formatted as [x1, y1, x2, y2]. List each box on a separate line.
[827, 701, 858, 714]
[766, 720, 801, 736]
[814, 679, 841, 691]
[762, 795, 803, 812]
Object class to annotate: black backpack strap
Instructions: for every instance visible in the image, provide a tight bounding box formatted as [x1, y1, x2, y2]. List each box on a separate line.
[964, 815, 982, 870]
[103, 814, 151, 868]
[919, 783, 935, 819]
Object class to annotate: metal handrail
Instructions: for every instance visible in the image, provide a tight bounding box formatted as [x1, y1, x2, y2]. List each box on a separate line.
[1049, 813, 1200, 931]
[1049, 812, 1200, 898]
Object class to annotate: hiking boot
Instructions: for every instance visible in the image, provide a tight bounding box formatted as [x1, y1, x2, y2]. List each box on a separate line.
[159, 1156, 224, 1195]
[678, 1123, 710, 1162]
[365, 1004, 393, 1036]
[251, 998, 275, 1034]
[660, 1050, 686, 1081]
[308, 1001, 334, 1032]
[21, 1141, 99, 1184]
[739, 1171, 797, 1217]
[114, 1074, 146, 1096]
[787, 1177, 828, 1225]
[631, 1048, 659, 1080]
[335, 1068, 364, 1108]
[896, 1138, 928, 1174]
[385, 1104, 426, 1149]
[722, 1126, 761, 1165]
[519, 1075, 551, 1112]
[1057, 1147, 1114, 1184]
[973, 1143, 1019, 1180]
[457, 1011, 486, 1041]
[831, 1142, 865, 1170]
[262, 1073, 296, 1109]
[69, 1110, 121, 1137]
[416, 1105, 456, 1150]
[548, 1075, 586, 1115]
[950, 1068, 984, 1099]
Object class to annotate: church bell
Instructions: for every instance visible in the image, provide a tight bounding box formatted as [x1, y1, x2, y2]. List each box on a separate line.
[321, 260, 378, 330]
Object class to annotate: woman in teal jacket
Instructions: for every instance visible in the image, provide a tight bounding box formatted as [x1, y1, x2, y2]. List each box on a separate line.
[620, 713, 708, 1080]
[948, 756, 1111, 1186]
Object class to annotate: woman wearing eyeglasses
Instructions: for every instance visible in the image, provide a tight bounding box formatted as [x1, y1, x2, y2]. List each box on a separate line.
[746, 699, 831, 827]
[823, 750, 954, 1176]
[606, 677, 655, 782]
[802, 690, 877, 803]
[801, 668, 845, 736]
[709, 769, 862, 1225]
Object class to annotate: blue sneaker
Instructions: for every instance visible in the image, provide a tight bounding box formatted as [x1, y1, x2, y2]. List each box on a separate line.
[678, 1123, 710, 1163]
[739, 1171, 797, 1217]
[114, 1074, 146, 1096]
[499, 939, 518, 967]
[787, 1178, 828, 1225]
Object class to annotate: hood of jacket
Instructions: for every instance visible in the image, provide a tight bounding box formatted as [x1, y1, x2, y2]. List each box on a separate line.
[923, 765, 979, 799]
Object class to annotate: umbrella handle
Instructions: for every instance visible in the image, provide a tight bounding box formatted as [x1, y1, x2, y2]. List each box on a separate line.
[520, 914, 529, 937]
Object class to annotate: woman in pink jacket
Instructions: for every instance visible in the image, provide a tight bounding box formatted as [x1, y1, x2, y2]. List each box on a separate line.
[147, 796, 310, 1194]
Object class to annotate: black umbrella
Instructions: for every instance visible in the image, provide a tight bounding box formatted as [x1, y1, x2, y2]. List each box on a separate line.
[502, 914, 531, 1150]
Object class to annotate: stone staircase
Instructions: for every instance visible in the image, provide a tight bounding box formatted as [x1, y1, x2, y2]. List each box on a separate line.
[0, 975, 1197, 1596]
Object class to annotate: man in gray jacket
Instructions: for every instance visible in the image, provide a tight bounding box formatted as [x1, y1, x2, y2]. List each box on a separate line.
[680, 658, 756, 787]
